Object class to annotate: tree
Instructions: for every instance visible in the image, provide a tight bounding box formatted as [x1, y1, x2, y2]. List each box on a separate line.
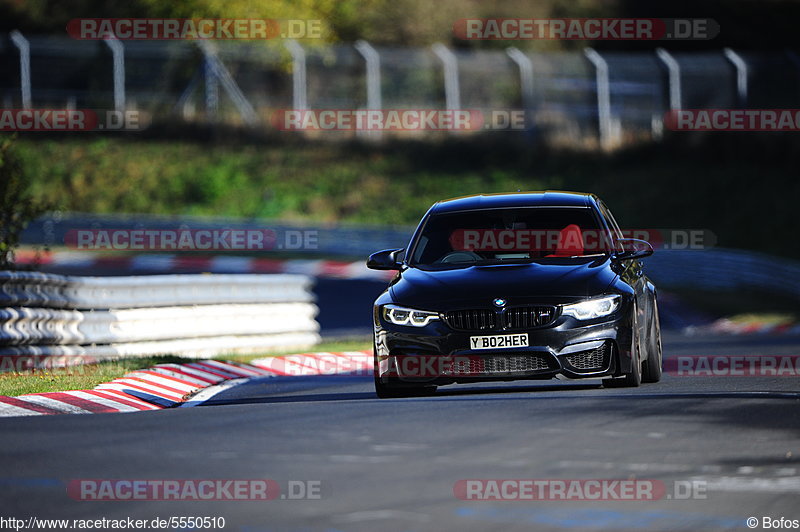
[0, 136, 50, 269]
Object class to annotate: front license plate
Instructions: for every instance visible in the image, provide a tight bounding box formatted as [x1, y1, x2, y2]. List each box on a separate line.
[469, 333, 529, 350]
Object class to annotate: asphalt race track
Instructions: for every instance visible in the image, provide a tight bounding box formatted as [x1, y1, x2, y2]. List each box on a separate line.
[1, 331, 799, 532]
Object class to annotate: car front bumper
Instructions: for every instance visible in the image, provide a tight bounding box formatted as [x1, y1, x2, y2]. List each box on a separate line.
[374, 307, 635, 386]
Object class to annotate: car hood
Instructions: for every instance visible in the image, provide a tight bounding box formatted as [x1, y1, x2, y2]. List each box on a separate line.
[390, 259, 618, 310]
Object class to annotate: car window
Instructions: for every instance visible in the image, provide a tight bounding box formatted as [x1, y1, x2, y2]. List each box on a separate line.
[410, 207, 613, 267]
[598, 201, 625, 250]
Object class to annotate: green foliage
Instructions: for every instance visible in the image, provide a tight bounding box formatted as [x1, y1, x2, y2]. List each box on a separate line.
[0, 137, 51, 269]
[0, 355, 186, 397]
[10, 133, 800, 260]
[4, 0, 800, 50]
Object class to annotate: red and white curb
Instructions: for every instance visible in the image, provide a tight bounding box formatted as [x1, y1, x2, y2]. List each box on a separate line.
[0, 351, 373, 418]
[15, 251, 395, 281]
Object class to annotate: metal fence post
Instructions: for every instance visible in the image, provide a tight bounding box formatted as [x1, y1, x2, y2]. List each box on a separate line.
[9, 30, 31, 109]
[198, 41, 257, 125]
[203, 55, 219, 120]
[285, 40, 307, 110]
[656, 48, 681, 111]
[723, 48, 748, 107]
[355, 40, 382, 139]
[584, 48, 613, 150]
[432, 43, 460, 110]
[104, 37, 126, 112]
[506, 47, 534, 125]
[355, 40, 381, 111]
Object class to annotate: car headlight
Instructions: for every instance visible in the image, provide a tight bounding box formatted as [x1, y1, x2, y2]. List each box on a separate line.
[561, 295, 621, 320]
[383, 304, 440, 327]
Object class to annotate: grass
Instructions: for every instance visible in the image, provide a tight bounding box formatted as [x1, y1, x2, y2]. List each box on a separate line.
[221, 338, 371, 364]
[0, 339, 372, 397]
[0, 355, 186, 397]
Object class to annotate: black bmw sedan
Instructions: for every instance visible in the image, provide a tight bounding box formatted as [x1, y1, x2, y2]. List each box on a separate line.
[367, 191, 662, 398]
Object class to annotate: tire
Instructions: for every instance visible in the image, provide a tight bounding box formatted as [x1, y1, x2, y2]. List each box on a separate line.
[374, 373, 436, 399]
[372, 349, 407, 398]
[642, 299, 663, 383]
[604, 315, 642, 388]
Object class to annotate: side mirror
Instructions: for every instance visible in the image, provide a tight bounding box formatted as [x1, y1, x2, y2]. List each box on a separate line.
[612, 238, 653, 261]
[367, 248, 405, 270]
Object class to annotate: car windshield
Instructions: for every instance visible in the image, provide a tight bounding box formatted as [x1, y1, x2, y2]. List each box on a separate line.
[410, 206, 612, 267]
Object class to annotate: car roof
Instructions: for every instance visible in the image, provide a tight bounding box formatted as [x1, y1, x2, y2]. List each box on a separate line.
[430, 191, 597, 214]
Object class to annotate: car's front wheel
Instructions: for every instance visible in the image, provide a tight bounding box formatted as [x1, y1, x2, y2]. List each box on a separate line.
[604, 319, 642, 388]
[374, 376, 436, 398]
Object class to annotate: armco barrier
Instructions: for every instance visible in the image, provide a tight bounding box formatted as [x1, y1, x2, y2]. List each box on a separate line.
[21, 213, 414, 259]
[14, 247, 800, 303]
[0, 271, 313, 308]
[645, 249, 800, 301]
[19, 213, 800, 301]
[0, 273, 319, 367]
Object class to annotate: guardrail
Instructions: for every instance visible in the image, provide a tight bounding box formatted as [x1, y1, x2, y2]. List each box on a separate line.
[21, 212, 413, 258]
[19, 211, 800, 302]
[645, 249, 800, 301]
[0, 272, 320, 368]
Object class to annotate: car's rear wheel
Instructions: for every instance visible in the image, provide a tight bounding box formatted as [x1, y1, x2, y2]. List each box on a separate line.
[642, 300, 663, 383]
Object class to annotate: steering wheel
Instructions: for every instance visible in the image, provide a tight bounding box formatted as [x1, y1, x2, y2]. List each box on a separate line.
[436, 251, 483, 264]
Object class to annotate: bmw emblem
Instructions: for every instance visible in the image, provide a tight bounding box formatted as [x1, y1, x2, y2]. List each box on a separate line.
[493, 298, 507, 307]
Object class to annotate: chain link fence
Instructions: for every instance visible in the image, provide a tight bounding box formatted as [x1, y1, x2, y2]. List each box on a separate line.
[2, 33, 799, 147]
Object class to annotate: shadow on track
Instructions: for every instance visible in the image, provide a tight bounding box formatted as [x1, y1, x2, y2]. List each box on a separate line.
[194, 375, 614, 406]
[193, 371, 800, 409]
